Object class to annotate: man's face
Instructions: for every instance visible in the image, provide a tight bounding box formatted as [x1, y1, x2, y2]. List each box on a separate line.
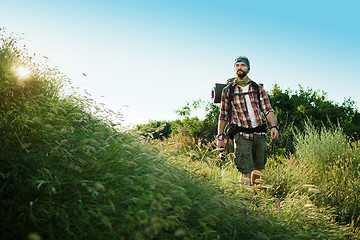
[234, 61, 249, 79]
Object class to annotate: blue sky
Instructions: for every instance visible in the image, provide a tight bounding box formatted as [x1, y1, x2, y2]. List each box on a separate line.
[2, 0, 360, 126]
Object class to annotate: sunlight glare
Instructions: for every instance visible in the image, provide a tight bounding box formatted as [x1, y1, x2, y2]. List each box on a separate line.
[16, 66, 30, 79]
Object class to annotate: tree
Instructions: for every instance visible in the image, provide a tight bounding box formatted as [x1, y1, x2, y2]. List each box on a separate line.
[172, 99, 219, 143]
[268, 84, 360, 155]
[135, 120, 173, 140]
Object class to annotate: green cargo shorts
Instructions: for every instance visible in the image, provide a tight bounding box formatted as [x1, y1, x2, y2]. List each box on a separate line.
[233, 133, 267, 173]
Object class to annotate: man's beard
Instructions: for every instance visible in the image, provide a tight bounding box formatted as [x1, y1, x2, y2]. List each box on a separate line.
[236, 70, 247, 79]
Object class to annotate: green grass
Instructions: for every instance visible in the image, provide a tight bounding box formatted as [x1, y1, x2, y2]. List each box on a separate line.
[264, 122, 360, 231]
[1, 29, 359, 239]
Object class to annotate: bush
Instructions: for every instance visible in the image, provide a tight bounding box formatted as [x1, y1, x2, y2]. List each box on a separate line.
[294, 121, 347, 169]
[135, 120, 173, 140]
[295, 122, 360, 226]
[172, 99, 219, 143]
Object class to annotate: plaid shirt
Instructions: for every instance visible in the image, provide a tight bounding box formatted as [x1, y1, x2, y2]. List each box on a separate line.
[219, 79, 274, 140]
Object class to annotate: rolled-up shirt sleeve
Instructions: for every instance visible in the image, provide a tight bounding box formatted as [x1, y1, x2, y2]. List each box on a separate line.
[219, 87, 229, 121]
[259, 86, 274, 116]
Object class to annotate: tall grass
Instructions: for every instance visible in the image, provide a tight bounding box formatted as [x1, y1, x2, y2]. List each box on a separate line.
[264, 122, 360, 234]
[1, 29, 359, 239]
[157, 132, 359, 239]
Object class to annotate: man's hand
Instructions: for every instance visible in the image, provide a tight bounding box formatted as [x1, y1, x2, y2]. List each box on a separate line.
[270, 128, 279, 141]
[217, 140, 226, 150]
[266, 112, 279, 141]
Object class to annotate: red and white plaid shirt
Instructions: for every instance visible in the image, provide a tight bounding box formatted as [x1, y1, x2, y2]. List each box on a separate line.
[219, 79, 274, 140]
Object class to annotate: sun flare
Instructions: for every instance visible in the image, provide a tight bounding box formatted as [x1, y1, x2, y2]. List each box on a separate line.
[15, 66, 30, 79]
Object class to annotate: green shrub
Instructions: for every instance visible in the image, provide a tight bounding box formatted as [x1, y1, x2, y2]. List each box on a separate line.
[135, 120, 174, 140]
[172, 99, 219, 143]
[294, 121, 347, 169]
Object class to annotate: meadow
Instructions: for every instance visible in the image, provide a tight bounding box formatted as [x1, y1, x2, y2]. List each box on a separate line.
[1, 29, 359, 239]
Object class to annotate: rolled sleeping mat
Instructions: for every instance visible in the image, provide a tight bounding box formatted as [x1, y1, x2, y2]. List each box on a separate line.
[211, 83, 226, 103]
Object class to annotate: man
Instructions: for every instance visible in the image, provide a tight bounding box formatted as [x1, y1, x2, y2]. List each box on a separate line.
[216, 56, 279, 186]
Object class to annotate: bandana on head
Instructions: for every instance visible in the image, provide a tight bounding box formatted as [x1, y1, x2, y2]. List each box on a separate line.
[234, 56, 250, 70]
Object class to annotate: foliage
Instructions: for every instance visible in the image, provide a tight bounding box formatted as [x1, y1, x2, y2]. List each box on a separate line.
[264, 122, 360, 233]
[157, 132, 359, 239]
[2, 28, 359, 239]
[135, 120, 173, 140]
[0, 28, 123, 239]
[294, 122, 360, 226]
[172, 99, 219, 143]
[268, 83, 360, 155]
[134, 100, 219, 143]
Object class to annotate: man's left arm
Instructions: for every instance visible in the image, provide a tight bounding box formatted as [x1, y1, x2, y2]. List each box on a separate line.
[266, 111, 279, 141]
[258, 86, 279, 141]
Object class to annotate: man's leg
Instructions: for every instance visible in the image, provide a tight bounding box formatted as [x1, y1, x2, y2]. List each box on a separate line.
[252, 135, 267, 185]
[234, 134, 254, 186]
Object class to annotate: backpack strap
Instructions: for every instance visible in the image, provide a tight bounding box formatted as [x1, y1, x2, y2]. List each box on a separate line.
[250, 80, 261, 103]
[224, 81, 235, 153]
[227, 82, 235, 123]
[228, 80, 261, 106]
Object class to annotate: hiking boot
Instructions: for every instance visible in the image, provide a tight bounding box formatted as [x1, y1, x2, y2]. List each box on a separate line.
[240, 176, 252, 188]
[251, 170, 263, 186]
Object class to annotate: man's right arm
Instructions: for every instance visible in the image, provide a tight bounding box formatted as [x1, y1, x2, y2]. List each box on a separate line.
[217, 119, 227, 149]
[217, 85, 229, 149]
